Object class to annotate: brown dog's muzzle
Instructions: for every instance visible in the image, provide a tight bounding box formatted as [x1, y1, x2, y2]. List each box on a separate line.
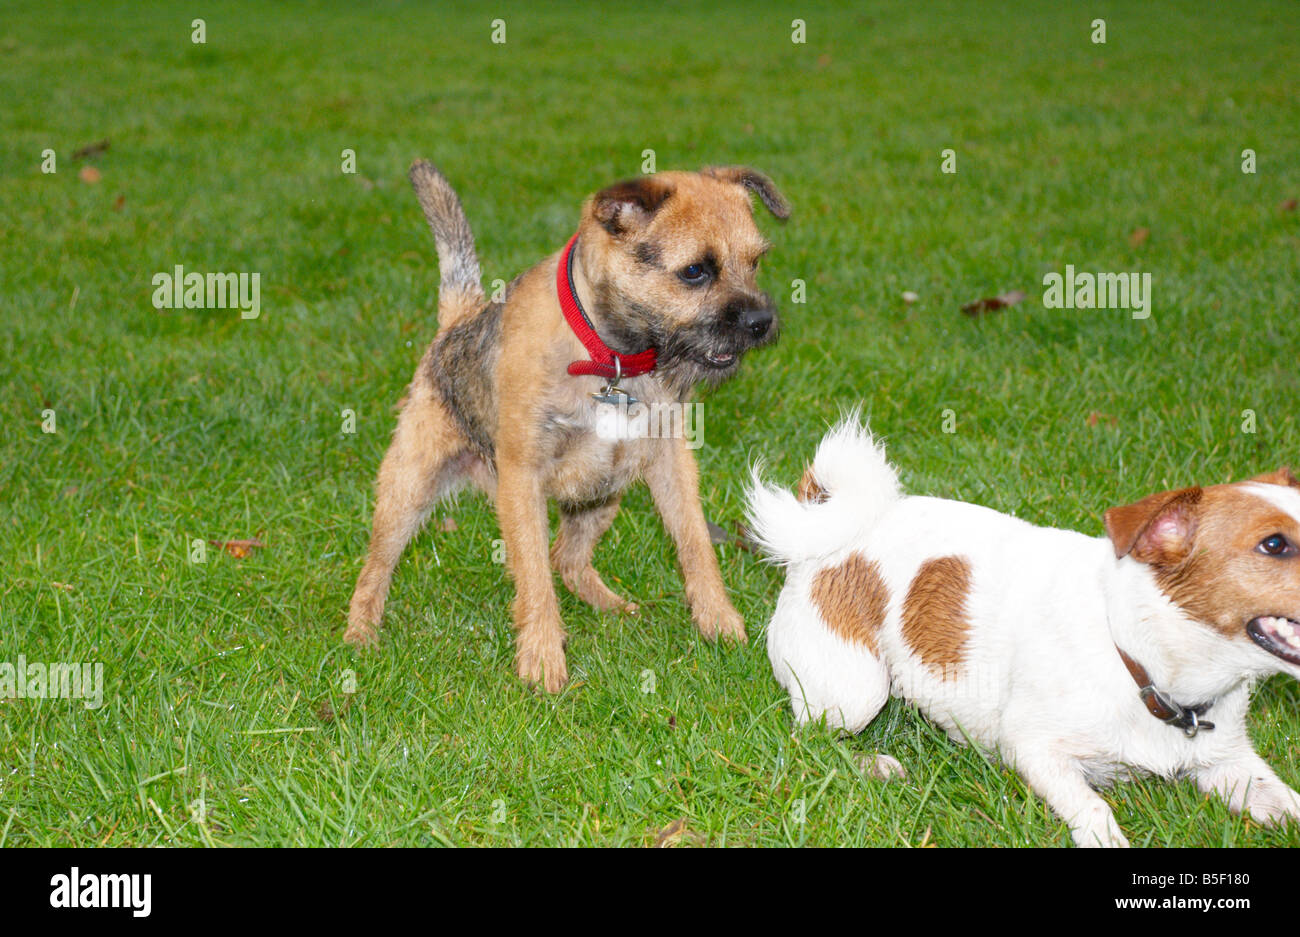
[723, 295, 777, 343]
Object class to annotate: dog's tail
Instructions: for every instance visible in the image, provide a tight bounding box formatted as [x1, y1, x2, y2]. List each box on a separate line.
[746, 411, 902, 566]
[409, 160, 485, 329]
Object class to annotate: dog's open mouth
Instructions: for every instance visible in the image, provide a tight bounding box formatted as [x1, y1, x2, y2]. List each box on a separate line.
[701, 351, 737, 369]
[1247, 616, 1300, 664]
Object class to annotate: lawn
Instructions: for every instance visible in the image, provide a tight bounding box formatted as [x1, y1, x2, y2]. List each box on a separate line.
[1, 0, 1298, 847]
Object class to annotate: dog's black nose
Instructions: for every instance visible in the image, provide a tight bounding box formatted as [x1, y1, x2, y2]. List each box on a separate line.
[739, 307, 773, 338]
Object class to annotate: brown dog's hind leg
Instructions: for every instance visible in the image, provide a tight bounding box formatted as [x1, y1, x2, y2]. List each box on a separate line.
[344, 380, 475, 647]
[551, 496, 638, 614]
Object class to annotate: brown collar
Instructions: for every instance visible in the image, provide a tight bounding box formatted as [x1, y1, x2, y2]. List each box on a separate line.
[1115, 645, 1215, 738]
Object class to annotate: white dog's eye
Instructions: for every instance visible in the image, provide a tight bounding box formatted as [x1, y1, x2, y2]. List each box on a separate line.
[1258, 534, 1295, 557]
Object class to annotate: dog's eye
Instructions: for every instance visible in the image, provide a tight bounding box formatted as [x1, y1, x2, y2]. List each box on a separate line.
[679, 263, 710, 285]
[1258, 534, 1295, 557]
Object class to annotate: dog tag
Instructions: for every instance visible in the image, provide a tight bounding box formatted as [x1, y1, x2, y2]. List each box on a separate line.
[592, 384, 638, 407]
[590, 357, 638, 406]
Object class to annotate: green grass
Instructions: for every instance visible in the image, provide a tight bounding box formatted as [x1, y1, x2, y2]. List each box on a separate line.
[2, 0, 1299, 847]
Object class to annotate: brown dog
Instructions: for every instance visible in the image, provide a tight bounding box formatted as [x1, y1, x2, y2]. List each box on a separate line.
[343, 161, 789, 692]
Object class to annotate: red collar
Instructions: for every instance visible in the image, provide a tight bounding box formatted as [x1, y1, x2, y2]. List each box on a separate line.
[557, 234, 657, 379]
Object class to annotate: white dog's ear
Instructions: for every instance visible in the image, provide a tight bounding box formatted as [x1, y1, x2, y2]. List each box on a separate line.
[1251, 466, 1300, 490]
[1104, 486, 1203, 563]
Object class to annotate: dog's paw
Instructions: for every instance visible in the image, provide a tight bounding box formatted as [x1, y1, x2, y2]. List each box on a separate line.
[342, 621, 379, 648]
[1199, 764, 1300, 827]
[597, 591, 640, 616]
[563, 566, 638, 616]
[695, 605, 747, 644]
[1243, 784, 1300, 828]
[1071, 810, 1130, 848]
[516, 639, 569, 694]
[346, 588, 386, 648]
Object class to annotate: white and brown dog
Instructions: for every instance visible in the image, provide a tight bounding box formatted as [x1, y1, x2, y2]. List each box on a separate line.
[747, 417, 1300, 846]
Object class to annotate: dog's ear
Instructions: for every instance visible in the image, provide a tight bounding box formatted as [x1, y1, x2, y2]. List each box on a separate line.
[1250, 467, 1300, 489]
[1104, 486, 1203, 563]
[592, 176, 674, 236]
[703, 166, 791, 220]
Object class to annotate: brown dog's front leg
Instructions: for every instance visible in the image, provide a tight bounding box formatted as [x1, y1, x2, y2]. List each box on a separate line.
[644, 434, 746, 642]
[496, 449, 569, 693]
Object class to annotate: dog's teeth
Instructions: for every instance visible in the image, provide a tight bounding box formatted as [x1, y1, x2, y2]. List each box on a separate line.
[1287, 633, 1300, 649]
[1278, 620, 1296, 638]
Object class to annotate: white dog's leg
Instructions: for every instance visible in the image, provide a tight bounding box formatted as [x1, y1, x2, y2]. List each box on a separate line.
[1013, 750, 1129, 848]
[1197, 750, 1300, 827]
[780, 649, 891, 735]
[767, 582, 893, 735]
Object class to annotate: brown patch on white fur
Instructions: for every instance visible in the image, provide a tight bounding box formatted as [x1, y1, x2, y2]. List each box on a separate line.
[901, 556, 973, 676]
[1108, 475, 1300, 640]
[811, 554, 889, 653]
[797, 465, 828, 504]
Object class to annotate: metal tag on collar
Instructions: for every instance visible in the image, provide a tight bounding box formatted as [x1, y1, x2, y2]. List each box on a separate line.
[591, 357, 639, 407]
[1178, 709, 1214, 738]
[1140, 685, 1215, 738]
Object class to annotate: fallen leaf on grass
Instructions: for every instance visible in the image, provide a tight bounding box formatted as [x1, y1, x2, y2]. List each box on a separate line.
[1281, 198, 1298, 212]
[706, 519, 729, 545]
[112, 194, 125, 211]
[208, 537, 265, 559]
[315, 695, 355, 723]
[652, 818, 704, 848]
[78, 166, 101, 184]
[72, 139, 110, 160]
[856, 752, 907, 781]
[654, 817, 685, 847]
[961, 289, 1026, 317]
[1129, 226, 1149, 247]
[436, 517, 458, 532]
[1086, 411, 1118, 428]
[707, 519, 758, 554]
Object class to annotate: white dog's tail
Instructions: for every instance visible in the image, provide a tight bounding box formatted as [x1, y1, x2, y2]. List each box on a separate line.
[746, 412, 901, 566]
